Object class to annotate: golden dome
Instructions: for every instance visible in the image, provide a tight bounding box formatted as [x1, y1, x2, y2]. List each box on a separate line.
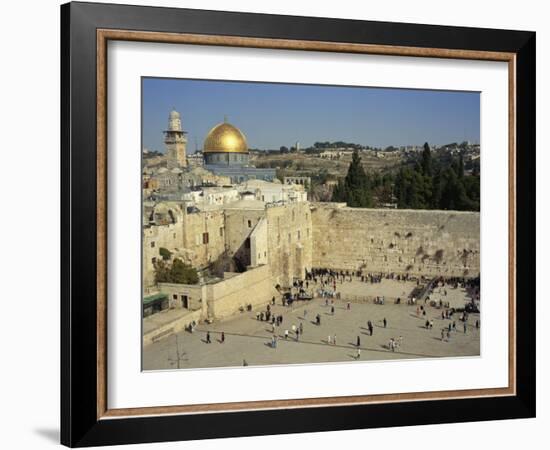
[203, 122, 248, 154]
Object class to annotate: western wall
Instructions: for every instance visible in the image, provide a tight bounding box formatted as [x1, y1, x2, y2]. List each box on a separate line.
[311, 203, 480, 278]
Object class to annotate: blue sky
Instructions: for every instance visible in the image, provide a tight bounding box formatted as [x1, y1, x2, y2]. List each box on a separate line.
[142, 77, 480, 153]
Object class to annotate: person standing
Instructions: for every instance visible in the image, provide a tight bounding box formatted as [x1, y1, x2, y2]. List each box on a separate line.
[333, 334, 337, 345]
[356, 348, 361, 360]
[221, 332, 225, 344]
[331, 305, 335, 315]
[383, 317, 387, 328]
[206, 331, 211, 344]
[328, 335, 332, 345]
[356, 335, 361, 347]
[299, 322, 303, 335]
[284, 329, 289, 339]
[463, 322, 467, 334]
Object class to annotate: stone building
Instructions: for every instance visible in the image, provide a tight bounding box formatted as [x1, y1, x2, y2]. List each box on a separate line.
[202, 119, 276, 182]
[284, 176, 311, 189]
[164, 109, 187, 168]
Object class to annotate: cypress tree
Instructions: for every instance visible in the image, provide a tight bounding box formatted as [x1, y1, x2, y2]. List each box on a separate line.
[421, 142, 432, 176]
[332, 151, 373, 207]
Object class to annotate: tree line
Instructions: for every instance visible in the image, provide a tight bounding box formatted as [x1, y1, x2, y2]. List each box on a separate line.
[332, 143, 480, 211]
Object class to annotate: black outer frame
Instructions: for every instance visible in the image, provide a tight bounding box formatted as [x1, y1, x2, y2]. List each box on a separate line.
[60, 1, 536, 447]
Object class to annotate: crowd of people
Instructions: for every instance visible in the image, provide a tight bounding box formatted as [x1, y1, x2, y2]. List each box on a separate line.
[198, 271, 480, 362]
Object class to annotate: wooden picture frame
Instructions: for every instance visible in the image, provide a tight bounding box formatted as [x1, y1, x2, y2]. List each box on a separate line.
[61, 1, 535, 447]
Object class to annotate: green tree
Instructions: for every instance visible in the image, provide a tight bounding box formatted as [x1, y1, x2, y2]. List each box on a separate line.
[159, 247, 172, 261]
[421, 142, 432, 176]
[170, 258, 199, 284]
[153, 260, 171, 283]
[440, 168, 473, 210]
[332, 151, 373, 207]
[431, 169, 443, 209]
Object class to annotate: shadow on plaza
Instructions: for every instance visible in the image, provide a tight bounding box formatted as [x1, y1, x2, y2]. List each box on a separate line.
[196, 328, 440, 359]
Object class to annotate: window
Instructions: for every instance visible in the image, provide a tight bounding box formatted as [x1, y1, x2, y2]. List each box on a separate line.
[247, 220, 252, 228]
[219, 227, 224, 237]
[173, 294, 178, 300]
[150, 241, 155, 248]
[202, 232, 209, 244]
[297, 230, 301, 240]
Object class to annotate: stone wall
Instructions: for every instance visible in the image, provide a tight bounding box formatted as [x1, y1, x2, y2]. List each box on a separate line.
[143, 206, 227, 289]
[250, 217, 268, 267]
[157, 282, 205, 311]
[143, 221, 185, 288]
[205, 265, 277, 320]
[224, 207, 266, 269]
[311, 203, 479, 278]
[181, 209, 226, 267]
[266, 202, 313, 287]
[143, 308, 203, 346]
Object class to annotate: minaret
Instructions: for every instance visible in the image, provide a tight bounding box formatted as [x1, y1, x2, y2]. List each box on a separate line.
[164, 109, 187, 168]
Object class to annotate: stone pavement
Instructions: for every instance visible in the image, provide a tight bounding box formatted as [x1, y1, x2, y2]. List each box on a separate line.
[143, 281, 480, 370]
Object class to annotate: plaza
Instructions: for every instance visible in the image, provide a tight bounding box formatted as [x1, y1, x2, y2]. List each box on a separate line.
[142, 279, 480, 370]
